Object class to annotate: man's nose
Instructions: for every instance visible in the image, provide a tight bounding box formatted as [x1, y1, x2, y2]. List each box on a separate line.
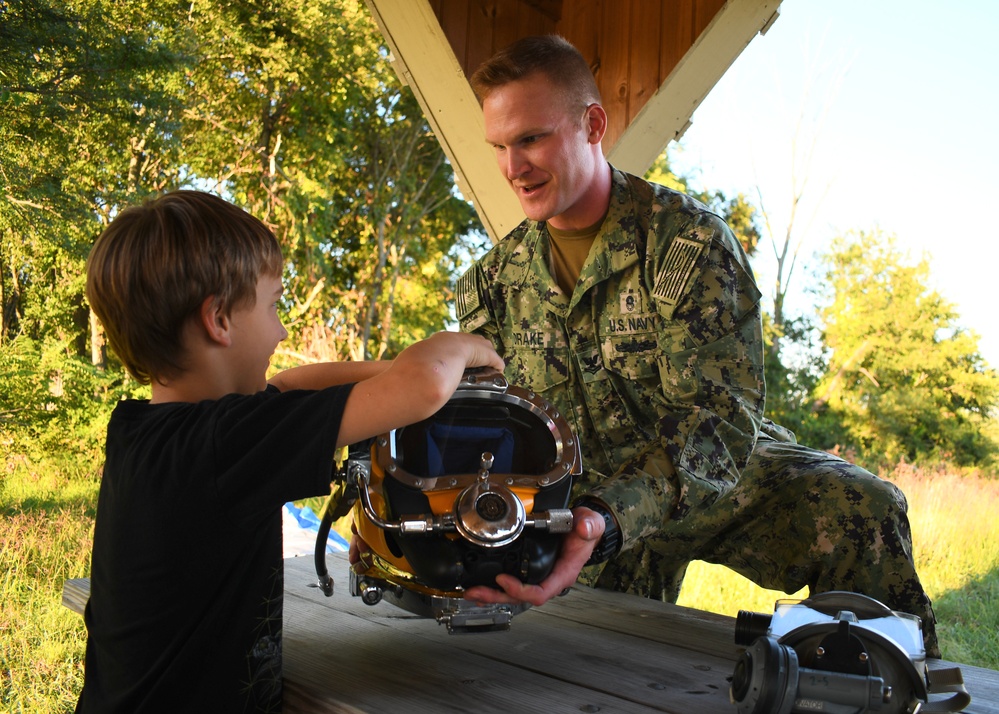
[503, 147, 528, 181]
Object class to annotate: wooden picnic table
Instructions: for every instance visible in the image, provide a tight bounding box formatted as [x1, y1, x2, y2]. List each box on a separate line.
[64, 551, 999, 712]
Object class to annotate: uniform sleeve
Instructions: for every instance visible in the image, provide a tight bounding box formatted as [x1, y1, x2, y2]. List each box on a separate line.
[456, 260, 503, 350]
[588, 213, 765, 544]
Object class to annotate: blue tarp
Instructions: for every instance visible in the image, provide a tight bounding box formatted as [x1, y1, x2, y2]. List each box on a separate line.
[282, 502, 348, 554]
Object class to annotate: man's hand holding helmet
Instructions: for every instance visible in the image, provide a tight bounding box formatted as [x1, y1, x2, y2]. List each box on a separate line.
[462, 505, 607, 607]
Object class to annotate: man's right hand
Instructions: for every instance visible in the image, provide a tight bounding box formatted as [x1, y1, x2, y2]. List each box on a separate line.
[461, 506, 606, 607]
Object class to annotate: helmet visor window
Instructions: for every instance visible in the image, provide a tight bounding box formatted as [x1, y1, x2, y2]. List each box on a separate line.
[395, 400, 557, 478]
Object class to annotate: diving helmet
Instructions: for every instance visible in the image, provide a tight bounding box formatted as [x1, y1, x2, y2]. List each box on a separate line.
[730, 591, 971, 713]
[314, 367, 581, 633]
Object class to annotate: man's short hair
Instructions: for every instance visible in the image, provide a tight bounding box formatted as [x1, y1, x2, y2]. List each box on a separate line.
[85, 190, 283, 384]
[470, 34, 601, 108]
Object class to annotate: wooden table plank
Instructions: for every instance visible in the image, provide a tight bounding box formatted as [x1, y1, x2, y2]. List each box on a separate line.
[283, 554, 732, 713]
[63, 555, 999, 713]
[285, 554, 999, 714]
[528, 577, 742, 661]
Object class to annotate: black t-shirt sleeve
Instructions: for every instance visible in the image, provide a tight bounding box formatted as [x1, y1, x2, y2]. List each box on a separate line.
[211, 383, 354, 527]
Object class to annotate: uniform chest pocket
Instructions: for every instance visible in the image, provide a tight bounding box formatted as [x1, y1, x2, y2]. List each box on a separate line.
[599, 331, 661, 381]
[506, 347, 571, 394]
[591, 332, 665, 444]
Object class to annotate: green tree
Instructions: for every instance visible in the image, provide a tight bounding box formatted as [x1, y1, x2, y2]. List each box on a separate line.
[177, 0, 484, 362]
[332, 88, 483, 359]
[813, 229, 999, 466]
[1, 0, 192, 362]
[645, 151, 761, 256]
[2, 0, 482, 369]
[2, 0, 487, 482]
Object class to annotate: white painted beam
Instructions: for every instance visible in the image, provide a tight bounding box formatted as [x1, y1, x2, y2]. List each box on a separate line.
[364, 0, 524, 243]
[607, 0, 782, 175]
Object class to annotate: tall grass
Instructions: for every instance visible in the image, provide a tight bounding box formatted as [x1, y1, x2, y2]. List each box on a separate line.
[890, 463, 999, 667]
[677, 463, 999, 669]
[2, 460, 997, 712]
[1, 461, 98, 713]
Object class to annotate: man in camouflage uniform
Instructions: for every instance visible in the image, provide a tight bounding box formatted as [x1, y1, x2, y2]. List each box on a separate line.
[457, 35, 939, 656]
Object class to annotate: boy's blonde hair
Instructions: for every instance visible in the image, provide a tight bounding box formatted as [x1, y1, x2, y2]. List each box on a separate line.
[85, 190, 283, 384]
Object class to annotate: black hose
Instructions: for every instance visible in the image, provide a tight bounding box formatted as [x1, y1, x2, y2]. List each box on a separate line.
[314, 494, 337, 597]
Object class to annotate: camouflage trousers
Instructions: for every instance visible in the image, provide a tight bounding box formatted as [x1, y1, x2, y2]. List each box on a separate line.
[578, 437, 940, 657]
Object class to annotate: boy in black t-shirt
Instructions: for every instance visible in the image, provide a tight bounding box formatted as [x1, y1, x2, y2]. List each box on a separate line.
[76, 190, 504, 713]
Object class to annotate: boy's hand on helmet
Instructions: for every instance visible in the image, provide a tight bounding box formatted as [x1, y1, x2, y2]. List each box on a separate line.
[443, 331, 504, 373]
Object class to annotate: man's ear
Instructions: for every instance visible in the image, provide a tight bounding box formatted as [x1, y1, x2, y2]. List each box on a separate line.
[584, 103, 607, 145]
[199, 295, 232, 347]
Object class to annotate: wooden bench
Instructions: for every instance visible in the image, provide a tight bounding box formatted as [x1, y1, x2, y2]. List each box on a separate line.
[64, 552, 999, 713]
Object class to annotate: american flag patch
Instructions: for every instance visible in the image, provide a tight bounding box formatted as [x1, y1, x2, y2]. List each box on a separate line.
[653, 237, 705, 309]
[455, 269, 481, 320]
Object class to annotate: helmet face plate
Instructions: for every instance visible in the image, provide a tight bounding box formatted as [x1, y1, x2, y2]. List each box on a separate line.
[347, 369, 581, 632]
[375, 376, 579, 492]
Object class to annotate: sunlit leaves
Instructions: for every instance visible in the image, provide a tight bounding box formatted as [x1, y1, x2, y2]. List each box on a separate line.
[2, 0, 485, 365]
[814, 229, 999, 465]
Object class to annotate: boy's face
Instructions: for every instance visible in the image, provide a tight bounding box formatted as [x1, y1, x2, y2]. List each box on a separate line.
[227, 273, 288, 394]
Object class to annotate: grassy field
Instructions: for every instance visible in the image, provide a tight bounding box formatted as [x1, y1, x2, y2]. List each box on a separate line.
[1, 462, 98, 713]
[2, 459, 997, 712]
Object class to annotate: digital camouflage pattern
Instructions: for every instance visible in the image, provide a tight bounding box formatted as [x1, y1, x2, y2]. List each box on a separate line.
[457, 167, 939, 655]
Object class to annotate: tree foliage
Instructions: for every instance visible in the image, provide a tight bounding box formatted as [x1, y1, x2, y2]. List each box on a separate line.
[760, 311, 852, 449]
[645, 153, 761, 256]
[812, 229, 999, 466]
[174, 0, 485, 361]
[1, 0, 488, 471]
[0, 0, 188, 349]
[1, 0, 482, 371]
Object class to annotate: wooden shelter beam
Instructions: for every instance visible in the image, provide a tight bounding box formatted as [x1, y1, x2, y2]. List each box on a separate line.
[364, 0, 523, 242]
[608, 0, 781, 174]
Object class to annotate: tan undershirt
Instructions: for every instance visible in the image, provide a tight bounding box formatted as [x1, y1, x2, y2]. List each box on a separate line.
[547, 216, 605, 295]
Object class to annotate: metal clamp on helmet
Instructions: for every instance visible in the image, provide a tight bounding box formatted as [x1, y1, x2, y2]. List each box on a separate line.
[729, 591, 971, 714]
[315, 367, 582, 633]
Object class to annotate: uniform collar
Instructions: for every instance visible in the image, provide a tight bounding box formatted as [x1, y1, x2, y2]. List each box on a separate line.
[581, 167, 644, 290]
[494, 166, 644, 313]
